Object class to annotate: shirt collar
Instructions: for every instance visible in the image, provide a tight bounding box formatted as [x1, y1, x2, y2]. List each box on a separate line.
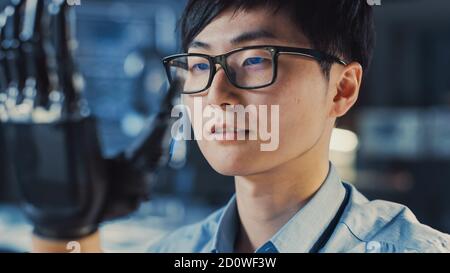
[211, 195, 239, 253]
[211, 162, 346, 253]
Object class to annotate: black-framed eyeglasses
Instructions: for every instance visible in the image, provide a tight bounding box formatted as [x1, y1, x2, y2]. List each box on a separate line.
[162, 45, 347, 94]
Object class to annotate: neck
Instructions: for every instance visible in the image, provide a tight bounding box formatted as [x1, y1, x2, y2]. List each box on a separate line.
[233, 127, 332, 253]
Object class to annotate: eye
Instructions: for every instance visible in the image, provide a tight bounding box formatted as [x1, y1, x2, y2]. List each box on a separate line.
[243, 57, 268, 66]
[191, 63, 210, 72]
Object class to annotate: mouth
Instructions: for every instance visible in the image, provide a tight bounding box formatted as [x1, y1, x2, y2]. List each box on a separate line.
[210, 124, 250, 140]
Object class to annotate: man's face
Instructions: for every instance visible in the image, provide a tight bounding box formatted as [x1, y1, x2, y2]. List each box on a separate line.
[183, 8, 336, 176]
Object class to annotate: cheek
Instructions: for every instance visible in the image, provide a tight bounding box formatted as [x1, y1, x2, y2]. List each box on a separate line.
[277, 61, 328, 112]
[273, 67, 328, 147]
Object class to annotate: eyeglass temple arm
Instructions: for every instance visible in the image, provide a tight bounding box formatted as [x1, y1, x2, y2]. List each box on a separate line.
[277, 51, 348, 66]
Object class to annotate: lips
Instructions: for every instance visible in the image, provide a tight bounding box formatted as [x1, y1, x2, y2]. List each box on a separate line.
[210, 124, 249, 134]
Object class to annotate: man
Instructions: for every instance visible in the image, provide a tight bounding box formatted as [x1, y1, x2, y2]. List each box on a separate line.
[33, 0, 449, 253]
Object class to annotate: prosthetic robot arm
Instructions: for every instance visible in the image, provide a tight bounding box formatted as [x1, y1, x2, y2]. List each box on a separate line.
[0, 0, 178, 240]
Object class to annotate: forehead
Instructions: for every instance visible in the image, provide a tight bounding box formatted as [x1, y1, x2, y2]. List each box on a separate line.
[190, 8, 309, 53]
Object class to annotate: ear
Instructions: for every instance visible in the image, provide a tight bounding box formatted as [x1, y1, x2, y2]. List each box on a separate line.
[330, 62, 363, 118]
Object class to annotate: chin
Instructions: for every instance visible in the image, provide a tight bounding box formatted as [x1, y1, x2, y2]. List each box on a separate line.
[198, 142, 269, 176]
[210, 163, 252, 177]
[206, 154, 263, 176]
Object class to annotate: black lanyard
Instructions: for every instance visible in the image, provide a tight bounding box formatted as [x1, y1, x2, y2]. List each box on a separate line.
[309, 183, 350, 253]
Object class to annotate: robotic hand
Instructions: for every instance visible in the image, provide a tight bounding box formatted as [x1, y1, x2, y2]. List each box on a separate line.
[0, 0, 179, 240]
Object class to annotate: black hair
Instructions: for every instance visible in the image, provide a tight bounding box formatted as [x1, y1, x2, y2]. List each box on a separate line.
[179, 0, 375, 77]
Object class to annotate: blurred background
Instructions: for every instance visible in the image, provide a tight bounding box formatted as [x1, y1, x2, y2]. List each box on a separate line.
[0, 0, 449, 252]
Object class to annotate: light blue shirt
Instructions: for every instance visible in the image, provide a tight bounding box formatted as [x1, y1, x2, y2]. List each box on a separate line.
[148, 164, 450, 253]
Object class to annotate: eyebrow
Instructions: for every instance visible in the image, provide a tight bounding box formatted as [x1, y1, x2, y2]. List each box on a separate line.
[231, 30, 278, 45]
[189, 40, 211, 50]
[188, 29, 278, 50]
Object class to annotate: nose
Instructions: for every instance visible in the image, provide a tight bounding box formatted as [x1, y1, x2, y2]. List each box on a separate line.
[206, 64, 241, 110]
